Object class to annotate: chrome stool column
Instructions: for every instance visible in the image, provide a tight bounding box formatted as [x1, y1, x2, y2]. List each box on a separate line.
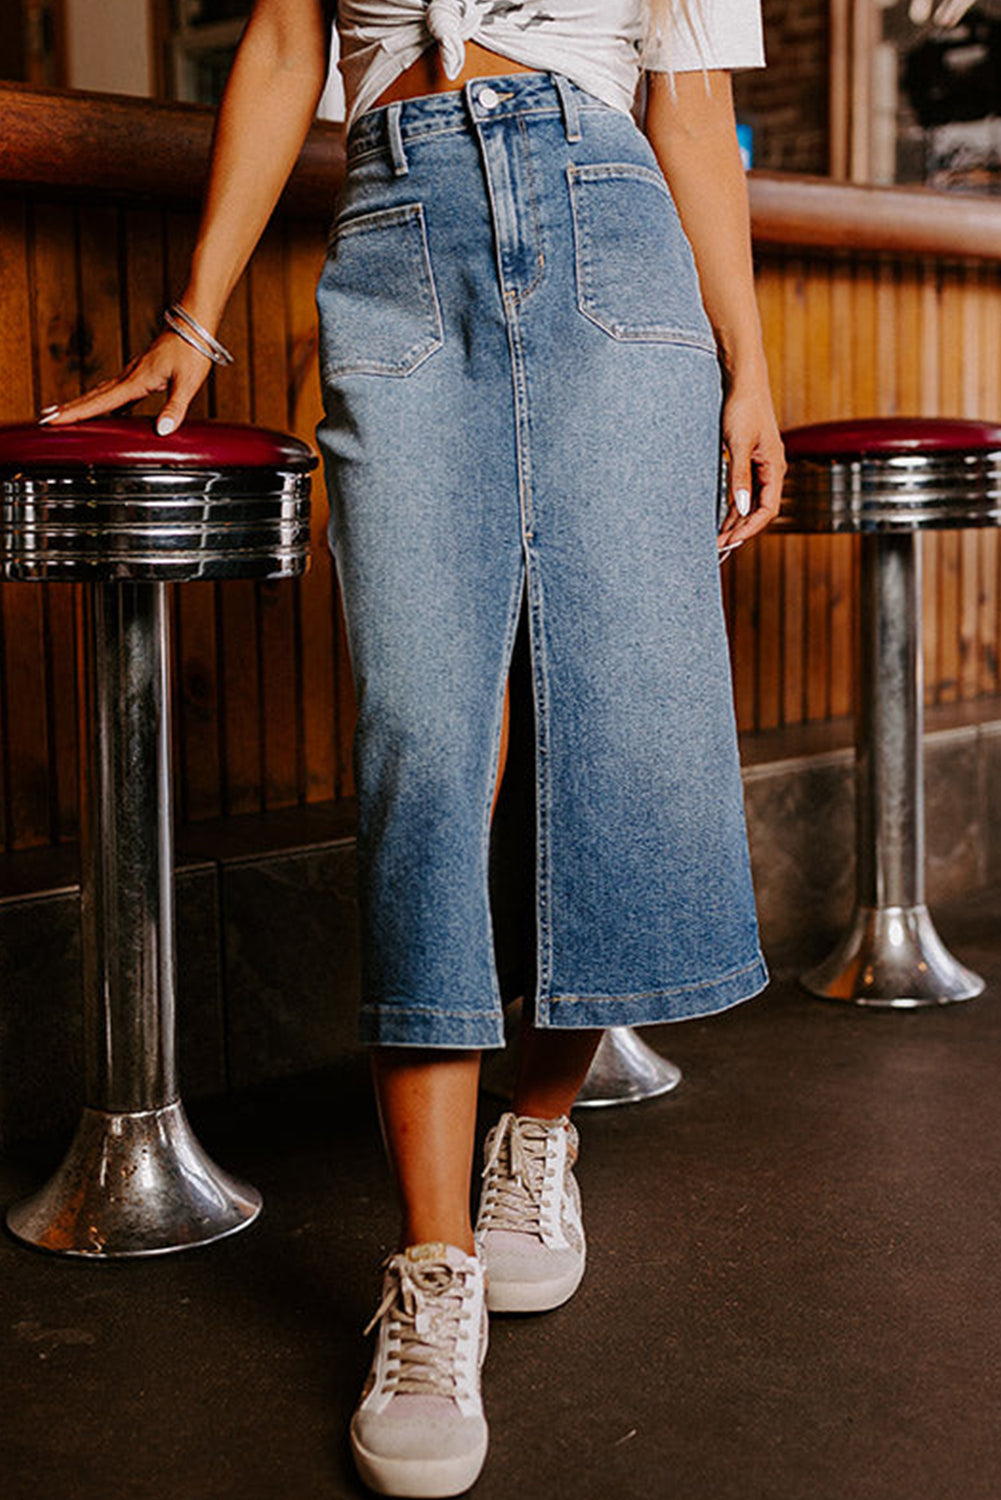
[0, 418, 314, 1254]
[776, 417, 1001, 1007]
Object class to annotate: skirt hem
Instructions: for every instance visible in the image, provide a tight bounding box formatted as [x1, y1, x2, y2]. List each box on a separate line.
[359, 953, 769, 1048]
[534, 952, 770, 1029]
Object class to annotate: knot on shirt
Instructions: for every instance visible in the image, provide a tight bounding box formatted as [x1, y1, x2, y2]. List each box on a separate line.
[426, 0, 479, 80]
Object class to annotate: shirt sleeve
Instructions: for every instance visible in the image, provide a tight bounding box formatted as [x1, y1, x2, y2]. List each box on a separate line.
[642, 0, 766, 74]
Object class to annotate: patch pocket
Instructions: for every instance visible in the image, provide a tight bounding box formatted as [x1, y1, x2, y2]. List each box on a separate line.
[568, 163, 716, 351]
[317, 203, 443, 379]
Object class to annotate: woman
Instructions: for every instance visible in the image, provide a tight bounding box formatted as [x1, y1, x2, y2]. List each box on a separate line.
[45, 2, 785, 1494]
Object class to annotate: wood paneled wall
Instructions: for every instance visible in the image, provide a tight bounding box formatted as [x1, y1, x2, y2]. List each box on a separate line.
[722, 249, 1001, 732]
[3, 136, 1001, 848]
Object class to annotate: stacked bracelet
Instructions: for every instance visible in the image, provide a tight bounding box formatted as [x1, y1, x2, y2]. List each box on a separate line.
[163, 303, 235, 366]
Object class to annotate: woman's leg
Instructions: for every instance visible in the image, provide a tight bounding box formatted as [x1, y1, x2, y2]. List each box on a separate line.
[371, 1048, 481, 1253]
[511, 1015, 601, 1120]
[369, 683, 511, 1253]
[371, 677, 601, 1254]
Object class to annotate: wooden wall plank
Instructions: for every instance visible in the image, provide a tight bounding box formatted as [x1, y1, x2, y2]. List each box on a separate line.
[804, 260, 832, 721]
[213, 269, 264, 816]
[30, 199, 80, 841]
[0, 196, 44, 848]
[780, 256, 807, 725]
[77, 203, 125, 385]
[123, 207, 166, 412]
[250, 221, 299, 809]
[980, 267, 1001, 695]
[755, 260, 785, 731]
[286, 232, 337, 804]
[936, 265, 964, 704]
[917, 259, 941, 708]
[958, 271, 981, 701]
[827, 256, 855, 720]
[166, 210, 221, 822]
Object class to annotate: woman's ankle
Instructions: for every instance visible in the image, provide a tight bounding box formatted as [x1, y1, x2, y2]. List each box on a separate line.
[399, 1219, 475, 1257]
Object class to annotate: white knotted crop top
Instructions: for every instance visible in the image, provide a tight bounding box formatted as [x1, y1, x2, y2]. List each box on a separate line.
[337, 0, 765, 128]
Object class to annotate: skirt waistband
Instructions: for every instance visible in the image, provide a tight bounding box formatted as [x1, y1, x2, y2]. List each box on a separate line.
[347, 73, 616, 163]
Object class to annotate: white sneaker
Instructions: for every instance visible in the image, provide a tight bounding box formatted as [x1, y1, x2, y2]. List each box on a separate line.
[350, 1243, 489, 1498]
[474, 1113, 586, 1314]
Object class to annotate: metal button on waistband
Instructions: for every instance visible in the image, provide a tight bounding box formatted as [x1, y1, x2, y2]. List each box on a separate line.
[477, 86, 500, 110]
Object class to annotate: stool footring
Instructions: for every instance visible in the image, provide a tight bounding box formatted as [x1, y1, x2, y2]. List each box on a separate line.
[801, 903, 984, 1007]
[6, 1101, 262, 1257]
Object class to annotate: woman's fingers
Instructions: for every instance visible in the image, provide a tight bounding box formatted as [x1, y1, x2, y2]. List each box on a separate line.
[36, 333, 212, 432]
[717, 449, 753, 544]
[153, 381, 197, 437]
[40, 369, 160, 426]
[717, 415, 787, 556]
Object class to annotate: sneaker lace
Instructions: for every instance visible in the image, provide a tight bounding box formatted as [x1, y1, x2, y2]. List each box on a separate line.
[478, 1113, 560, 1236]
[364, 1254, 474, 1398]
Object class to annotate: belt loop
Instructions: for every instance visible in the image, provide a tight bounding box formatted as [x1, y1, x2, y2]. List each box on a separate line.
[553, 74, 581, 143]
[386, 101, 409, 176]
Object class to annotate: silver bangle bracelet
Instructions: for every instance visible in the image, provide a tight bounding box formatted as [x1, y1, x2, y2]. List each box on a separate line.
[163, 303, 235, 367]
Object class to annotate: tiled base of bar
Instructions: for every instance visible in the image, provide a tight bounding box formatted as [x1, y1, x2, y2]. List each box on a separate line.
[2, 703, 999, 1145]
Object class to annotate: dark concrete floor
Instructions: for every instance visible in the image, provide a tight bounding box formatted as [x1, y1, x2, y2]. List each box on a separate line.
[3, 889, 1001, 1500]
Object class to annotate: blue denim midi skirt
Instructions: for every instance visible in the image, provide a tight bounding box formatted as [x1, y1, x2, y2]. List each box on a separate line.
[315, 73, 769, 1048]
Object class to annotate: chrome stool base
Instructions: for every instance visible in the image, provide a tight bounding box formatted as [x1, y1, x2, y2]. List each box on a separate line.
[802, 903, 984, 1008]
[574, 1027, 682, 1108]
[6, 1101, 262, 1258]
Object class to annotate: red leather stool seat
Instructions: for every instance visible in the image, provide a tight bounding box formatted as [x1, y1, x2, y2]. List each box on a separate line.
[784, 416, 1001, 460]
[0, 417, 315, 583]
[778, 416, 1001, 534]
[0, 417, 316, 471]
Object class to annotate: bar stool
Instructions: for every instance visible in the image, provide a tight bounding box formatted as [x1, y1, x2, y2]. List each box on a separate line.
[776, 417, 1001, 1006]
[0, 417, 314, 1255]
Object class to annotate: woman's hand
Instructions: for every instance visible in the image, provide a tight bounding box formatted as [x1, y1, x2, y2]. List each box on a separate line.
[40, 0, 331, 434]
[40, 330, 214, 433]
[717, 376, 787, 558]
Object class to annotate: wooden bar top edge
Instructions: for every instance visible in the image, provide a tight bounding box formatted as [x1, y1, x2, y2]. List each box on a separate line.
[748, 171, 1001, 260]
[2, 82, 1001, 258]
[0, 79, 344, 219]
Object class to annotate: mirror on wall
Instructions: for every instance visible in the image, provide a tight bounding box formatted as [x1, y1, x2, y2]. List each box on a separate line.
[869, 0, 1001, 190]
[832, 0, 1001, 189]
[0, 0, 345, 118]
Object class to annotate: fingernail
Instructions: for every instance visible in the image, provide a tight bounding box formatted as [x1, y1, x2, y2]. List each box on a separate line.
[735, 488, 752, 517]
[156, 415, 176, 436]
[37, 407, 60, 425]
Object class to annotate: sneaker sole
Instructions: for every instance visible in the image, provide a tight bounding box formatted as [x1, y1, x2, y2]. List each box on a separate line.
[350, 1425, 488, 1499]
[483, 1255, 585, 1314]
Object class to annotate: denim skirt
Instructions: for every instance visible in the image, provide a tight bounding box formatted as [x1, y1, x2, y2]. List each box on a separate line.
[315, 72, 768, 1048]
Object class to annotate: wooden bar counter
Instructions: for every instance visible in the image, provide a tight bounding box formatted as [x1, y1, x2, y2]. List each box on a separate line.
[2, 80, 1001, 853]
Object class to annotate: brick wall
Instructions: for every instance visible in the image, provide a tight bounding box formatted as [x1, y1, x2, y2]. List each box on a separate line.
[733, 0, 830, 174]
